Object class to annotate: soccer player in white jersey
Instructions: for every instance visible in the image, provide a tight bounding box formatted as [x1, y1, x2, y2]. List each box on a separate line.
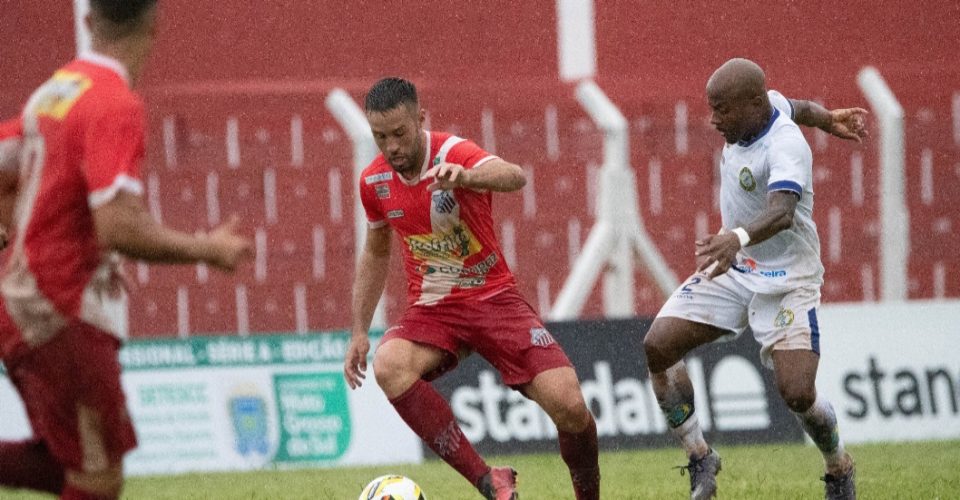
[643, 58, 867, 500]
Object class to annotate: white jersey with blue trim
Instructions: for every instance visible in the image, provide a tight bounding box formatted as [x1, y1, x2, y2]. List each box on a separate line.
[719, 89, 824, 294]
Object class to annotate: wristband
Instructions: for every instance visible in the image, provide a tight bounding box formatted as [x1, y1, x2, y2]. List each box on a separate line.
[732, 227, 750, 247]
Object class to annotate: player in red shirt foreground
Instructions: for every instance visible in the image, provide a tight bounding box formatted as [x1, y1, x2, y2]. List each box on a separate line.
[0, 2, 252, 499]
[344, 78, 600, 500]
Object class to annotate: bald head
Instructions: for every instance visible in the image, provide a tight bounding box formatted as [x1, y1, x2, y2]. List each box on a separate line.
[706, 58, 773, 144]
[707, 58, 767, 102]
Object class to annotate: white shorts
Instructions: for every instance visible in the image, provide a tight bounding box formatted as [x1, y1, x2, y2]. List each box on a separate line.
[656, 271, 821, 368]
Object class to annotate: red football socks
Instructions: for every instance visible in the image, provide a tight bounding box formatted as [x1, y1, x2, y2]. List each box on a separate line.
[0, 439, 64, 494]
[558, 416, 601, 500]
[60, 484, 116, 500]
[389, 379, 490, 486]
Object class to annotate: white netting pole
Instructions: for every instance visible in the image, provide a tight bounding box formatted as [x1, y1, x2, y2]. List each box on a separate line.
[73, 0, 91, 55]
[326, 88, 387, 328]
[857, 67, 907, 302]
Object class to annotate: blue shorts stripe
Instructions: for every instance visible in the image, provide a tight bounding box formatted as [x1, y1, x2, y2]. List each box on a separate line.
[808, 308, 820, 355]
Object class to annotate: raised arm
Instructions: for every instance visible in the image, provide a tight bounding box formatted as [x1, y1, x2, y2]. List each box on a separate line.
[345, 224, 393, 389]
[789, 98, 869, 143]
[423, 158, 527, 192]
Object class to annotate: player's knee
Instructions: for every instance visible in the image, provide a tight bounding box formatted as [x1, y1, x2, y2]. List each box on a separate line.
[643, 329, 675, 374]
[66, 464, 124, 498]
[551, 398, 593, 433]
[372, 346, 417, 394]
[372, 350, 402, 386]
[779, 383, 816, 413]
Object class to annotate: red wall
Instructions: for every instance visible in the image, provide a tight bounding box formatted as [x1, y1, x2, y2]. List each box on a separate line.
[2, 2, 958, 333]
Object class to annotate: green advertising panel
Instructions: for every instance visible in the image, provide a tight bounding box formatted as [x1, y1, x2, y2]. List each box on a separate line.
[273, 372, 351, 463]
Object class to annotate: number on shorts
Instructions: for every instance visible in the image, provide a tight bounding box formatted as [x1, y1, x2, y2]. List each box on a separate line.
[680, 277, 702, 293]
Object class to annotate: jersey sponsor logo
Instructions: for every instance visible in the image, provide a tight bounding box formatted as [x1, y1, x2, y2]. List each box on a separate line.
[529, 327, 556, 347]
[455, 276, 486, 288]
[732, 258, 787, 278]
[405, 223, 481, 260]
[387, 209, 404, 219]
[738, 166, 757, 192]
[375, 184, 390, 199]
[415, 252, 499, 277]
[364, 172, 393, 184]
[432, 191, 457, 214]
[774, 307, 795, 328]
[33, 71, 93, 121]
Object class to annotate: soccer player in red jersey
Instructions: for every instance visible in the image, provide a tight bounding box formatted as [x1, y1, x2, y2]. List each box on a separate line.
[0, 2, 252, 499]
[344, 78, 600, 500]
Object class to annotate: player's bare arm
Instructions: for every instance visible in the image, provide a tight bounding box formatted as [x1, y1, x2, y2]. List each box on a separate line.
[0, 169, 17, 249]
[422, 158, 526, 192]
[345, 224, 393, 390]
[789, 98, 869, 142]
[92, 190, 253, 270]
[0, 123, 20, 248]
[696, 191, 799, 279]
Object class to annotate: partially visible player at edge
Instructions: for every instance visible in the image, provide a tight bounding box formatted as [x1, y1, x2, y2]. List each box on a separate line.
[643, 58, 866, 500]
[0, 1, 252, 499]
[344, 77, 600, 500]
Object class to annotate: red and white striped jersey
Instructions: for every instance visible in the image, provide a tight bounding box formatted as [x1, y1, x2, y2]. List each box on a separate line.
[359, 131, 518, 306]
[0, 52, 144, 357]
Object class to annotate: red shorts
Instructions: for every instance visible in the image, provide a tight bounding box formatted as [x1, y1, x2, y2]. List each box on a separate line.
[4, 321, 137, 472]
[382, 287, 573, 386]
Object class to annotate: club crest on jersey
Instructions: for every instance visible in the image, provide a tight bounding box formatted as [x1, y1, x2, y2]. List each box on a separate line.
[530, 327, 556, 347]
[432, 191, 457, 214]
[738, 166, 757, 192]
[365, 172, 394, 184]
[774, 307, 795, 328]
[375, 184, 390, 199]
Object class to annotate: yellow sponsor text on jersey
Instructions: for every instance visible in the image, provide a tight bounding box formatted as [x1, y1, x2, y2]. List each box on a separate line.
[406, 223, 482, 261]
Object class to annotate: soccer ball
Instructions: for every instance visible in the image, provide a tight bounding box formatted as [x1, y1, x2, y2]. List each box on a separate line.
[357, 474, 426, 500]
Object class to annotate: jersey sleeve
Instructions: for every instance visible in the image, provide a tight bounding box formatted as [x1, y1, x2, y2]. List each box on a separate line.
[358, 171, 387, 228]
[0, 118, 22, 172]
[83, 98, 146, 207]
[767, 131, 812, 199]
[767, 90, 795, 121]
[444, 138, 498, 170]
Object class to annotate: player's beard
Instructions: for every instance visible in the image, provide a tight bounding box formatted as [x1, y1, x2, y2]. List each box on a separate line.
[391, 130, 425, 178]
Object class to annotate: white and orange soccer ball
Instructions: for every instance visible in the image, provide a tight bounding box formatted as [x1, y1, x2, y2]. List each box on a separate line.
[357, 474, 426, 500]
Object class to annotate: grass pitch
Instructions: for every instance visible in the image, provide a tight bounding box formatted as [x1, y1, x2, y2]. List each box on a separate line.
[5, 440, 959, 499]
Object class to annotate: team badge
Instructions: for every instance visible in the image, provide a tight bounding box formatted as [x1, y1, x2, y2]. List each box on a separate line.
[738, 166, 757, 192]
[432, 191, 457, 214]
[774, 307, 795, 328]
[376, 184, 391, 199]
[530, 327, 556, 347]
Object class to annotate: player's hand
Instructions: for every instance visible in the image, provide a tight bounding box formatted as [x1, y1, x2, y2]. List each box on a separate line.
[695, 233, 741, 279]
[344, 334, 370, 390]
[105, 254, 132, 299]
[827, 107, 869, 142]
[204, 215, 254, 271]
[422, 162, 470, 191]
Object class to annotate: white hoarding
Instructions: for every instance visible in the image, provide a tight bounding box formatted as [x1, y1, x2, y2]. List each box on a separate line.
[0, 333, 421, 476]
[817, 300, 960, 443]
